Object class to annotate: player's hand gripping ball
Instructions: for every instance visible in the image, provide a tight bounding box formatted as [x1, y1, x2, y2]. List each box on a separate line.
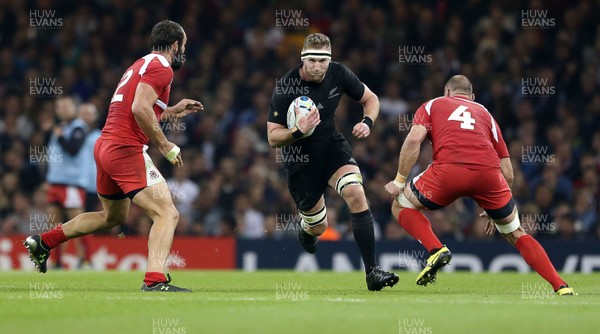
[287, 96, 317, 138]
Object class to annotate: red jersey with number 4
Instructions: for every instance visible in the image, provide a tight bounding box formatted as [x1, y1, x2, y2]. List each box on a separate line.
[102, 53, 173, 146]
[412, 96, 509, 169]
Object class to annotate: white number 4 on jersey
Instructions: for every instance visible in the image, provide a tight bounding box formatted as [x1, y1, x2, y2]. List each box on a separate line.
[447, 105, 475, 130]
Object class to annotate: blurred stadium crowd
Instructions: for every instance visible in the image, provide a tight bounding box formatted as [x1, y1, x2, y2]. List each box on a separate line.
[0, 0, 599, 242]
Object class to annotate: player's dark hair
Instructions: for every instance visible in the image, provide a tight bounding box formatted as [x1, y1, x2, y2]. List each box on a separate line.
[151, 20, 184, 51]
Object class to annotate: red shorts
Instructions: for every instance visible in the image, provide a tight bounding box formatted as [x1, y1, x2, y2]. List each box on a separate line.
[94, 138, 165, 197]
[47, 184, 86, 209]
[410, 163, 512, 211]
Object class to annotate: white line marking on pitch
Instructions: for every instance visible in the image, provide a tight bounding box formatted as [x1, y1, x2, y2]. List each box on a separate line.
[324, 298, 366, 303]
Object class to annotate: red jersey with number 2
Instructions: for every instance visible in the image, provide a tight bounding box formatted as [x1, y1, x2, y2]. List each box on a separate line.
[412, 96, 509, 169]
[102, 53, 173, 146]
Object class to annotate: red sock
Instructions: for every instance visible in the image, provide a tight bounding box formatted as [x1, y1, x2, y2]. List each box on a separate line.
[515, 235, 566, 290]
[397, 209, 443, 253]
[40, 224, 69, 249]
[144, 272, 167, 286]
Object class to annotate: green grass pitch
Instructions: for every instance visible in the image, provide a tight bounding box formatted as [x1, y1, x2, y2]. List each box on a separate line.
[0, 271, 597, 334]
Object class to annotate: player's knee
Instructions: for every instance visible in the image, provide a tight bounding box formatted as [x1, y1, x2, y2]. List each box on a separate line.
[307, 220, 327, 236]
[342, 185, 366, 210]
[166, 205, 180, 225]
[336, 172, 365, 209]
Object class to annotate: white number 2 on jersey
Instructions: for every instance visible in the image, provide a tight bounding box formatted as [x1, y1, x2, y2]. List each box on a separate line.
[110, 69, 133, 103]
[447, 105, 475, 130]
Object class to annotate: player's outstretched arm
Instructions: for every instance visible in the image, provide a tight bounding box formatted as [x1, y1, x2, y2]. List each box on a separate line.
[384, 124, 427, 198]
[161, 99, 203, 121]
[352, 84, 379, 139]
[132, 82, 182, 166]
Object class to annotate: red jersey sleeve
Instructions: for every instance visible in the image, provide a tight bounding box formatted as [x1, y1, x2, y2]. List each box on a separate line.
[412, 101, 432, 131]
[139, 62, 172, 96]
[491, 118, 509, 158]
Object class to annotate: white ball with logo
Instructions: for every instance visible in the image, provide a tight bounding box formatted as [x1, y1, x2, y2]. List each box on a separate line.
[287, 96, 316, 138]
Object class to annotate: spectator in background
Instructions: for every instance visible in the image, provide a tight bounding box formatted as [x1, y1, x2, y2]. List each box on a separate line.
[45, 96, 89, 269]
[167, 163, 200, 222]
[235, 194, 265, 239]
[573, 188, 597, 235]
[1, 192, 30, 235]
[78, 103, 102, 212]
[529, 163, 574, 204]
[74, 102, 102, 268]
[190, 183, 224, 236]
[552, 203, 580, 240]
[379, 81, 409, 120]
[25, 186, 51, 235]
[519, 203, 542, 239]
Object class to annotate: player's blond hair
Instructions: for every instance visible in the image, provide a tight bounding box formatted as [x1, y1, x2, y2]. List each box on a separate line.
[302, 33, 331, 51]
[445, 75, 473, 95]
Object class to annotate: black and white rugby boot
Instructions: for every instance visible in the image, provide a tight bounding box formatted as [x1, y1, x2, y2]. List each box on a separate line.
[24, 235, 50, 273]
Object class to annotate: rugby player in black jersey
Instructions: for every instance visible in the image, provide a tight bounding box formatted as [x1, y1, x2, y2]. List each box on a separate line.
[267, 33, 398, 291]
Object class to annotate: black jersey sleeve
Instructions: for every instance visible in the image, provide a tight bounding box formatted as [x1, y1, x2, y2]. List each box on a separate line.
[339, 63, 365, 101]
[268, 85, 290, 126]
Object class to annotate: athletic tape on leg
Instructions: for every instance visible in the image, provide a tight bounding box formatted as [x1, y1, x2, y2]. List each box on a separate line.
[397, 193, 416, 209]
[299, 206, 327, 226]
[164, 145, 181, 164]
[335, 173, 363, 196]
[495, 213, 521, 234]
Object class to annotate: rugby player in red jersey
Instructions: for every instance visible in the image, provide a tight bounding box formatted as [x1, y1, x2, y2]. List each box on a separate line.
[24, 20, 202, 292]
[385, 75, 576, 295]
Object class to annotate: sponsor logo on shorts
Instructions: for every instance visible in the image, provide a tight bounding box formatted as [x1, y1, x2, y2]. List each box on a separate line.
[149, 170, 159, 179]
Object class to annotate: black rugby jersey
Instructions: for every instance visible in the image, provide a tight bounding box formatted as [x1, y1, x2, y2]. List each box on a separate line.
[268, 61, 364, 145]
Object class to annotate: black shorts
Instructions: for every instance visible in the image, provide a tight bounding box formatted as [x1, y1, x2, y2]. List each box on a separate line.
[285, 133, 358, 211]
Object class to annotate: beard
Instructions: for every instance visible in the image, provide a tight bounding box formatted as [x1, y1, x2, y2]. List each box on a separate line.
[310, 71, 325, 82]
[171, 49, 185, 71]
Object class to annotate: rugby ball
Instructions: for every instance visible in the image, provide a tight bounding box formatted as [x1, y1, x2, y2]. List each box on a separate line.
[286, 96, 316, 137]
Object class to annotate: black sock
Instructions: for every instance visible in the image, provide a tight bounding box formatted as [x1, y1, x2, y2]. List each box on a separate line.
[351, 209, 377, 274]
